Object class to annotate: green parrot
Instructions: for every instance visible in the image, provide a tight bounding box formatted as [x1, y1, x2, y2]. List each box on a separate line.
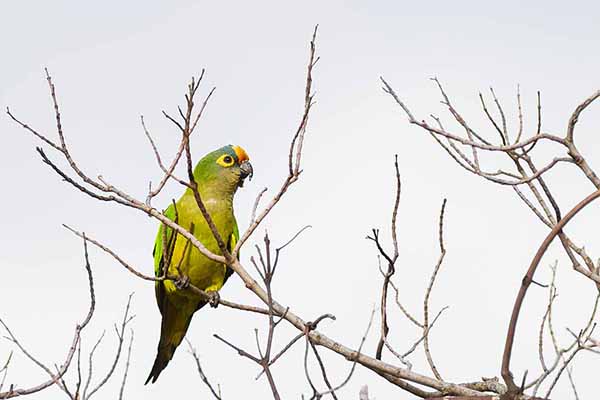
[145, 145, 253, 384]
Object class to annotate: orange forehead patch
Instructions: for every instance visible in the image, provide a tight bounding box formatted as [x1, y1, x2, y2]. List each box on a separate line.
[232, 145, 249, 162]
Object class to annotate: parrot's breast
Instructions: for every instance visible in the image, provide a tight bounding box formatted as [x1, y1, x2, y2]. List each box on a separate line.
[162, 193, 234, 298]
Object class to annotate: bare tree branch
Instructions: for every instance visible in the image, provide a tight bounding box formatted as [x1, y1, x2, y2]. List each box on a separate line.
[186, 339, 222, 400]
[422, 199, 447, 381]
[117, 330, 134, 400]
[0, 237, 96, 399]
[502, 189, 600, 395]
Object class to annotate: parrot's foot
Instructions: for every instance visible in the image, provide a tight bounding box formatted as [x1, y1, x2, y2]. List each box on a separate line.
[174, 275, 190, 290]
[207, 291, 220, 308]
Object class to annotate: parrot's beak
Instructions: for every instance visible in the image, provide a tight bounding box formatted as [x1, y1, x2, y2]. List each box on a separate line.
[238, 160, 253, 187]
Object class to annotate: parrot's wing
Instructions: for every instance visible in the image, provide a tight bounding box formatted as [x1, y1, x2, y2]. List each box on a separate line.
[153, 203, 177, 313]
[224, 219, 239, 283]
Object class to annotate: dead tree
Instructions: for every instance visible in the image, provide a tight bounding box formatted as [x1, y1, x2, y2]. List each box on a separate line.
[5, 26, 600, 399]
[380, 77, 600, 399]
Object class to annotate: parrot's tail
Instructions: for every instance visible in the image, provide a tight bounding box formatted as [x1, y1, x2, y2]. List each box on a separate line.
[145, 298, 201, 384]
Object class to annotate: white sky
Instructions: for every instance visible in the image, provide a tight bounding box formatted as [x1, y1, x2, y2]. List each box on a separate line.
[2, 1, 600, 399]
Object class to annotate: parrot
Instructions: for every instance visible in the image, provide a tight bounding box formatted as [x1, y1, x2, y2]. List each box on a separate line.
[145, 144, 253, 384]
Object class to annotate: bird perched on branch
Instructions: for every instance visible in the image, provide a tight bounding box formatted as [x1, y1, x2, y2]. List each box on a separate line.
[146, 145, 253, 384]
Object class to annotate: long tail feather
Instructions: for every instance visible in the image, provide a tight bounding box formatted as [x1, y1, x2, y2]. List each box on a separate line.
[145, 298, 199, 384]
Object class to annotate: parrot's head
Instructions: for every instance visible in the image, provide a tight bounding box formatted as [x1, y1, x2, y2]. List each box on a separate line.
[193, 145, 253, 196]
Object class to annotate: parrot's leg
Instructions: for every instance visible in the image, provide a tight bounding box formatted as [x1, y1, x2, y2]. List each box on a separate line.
[206, 290, 220, 308]
[174, 274, 190, 290]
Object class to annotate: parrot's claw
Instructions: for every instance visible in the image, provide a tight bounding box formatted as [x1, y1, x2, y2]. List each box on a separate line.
[174, 275, 190, 290]
[207, 291, 220, 308]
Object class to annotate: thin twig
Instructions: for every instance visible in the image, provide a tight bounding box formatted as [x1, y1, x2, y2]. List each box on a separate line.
[0, 237, 96, 399]
[186, 339, 222, 400]
[423, 199, 447, 381]
[117, 330, 134, 400]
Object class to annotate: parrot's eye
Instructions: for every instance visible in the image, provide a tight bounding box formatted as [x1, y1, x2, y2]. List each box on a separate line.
[216, 154, 235, 167]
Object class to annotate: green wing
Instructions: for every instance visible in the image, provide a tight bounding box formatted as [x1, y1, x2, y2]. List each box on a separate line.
[224, 218, 239, 283]
[153, 203, 178, 275]
[153, 203, 177, 312]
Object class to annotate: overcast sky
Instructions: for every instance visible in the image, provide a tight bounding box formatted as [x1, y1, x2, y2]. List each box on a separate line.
[2, 1, 600, 399]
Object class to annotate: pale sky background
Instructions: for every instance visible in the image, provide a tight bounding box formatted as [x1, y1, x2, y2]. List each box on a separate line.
[2, 1, 600, 399]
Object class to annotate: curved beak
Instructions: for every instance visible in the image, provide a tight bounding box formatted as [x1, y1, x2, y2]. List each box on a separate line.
[238, 160, 253, 187]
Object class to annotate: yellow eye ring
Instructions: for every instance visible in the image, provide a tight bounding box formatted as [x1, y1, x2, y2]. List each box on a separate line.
[216, 154, 235, 167]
